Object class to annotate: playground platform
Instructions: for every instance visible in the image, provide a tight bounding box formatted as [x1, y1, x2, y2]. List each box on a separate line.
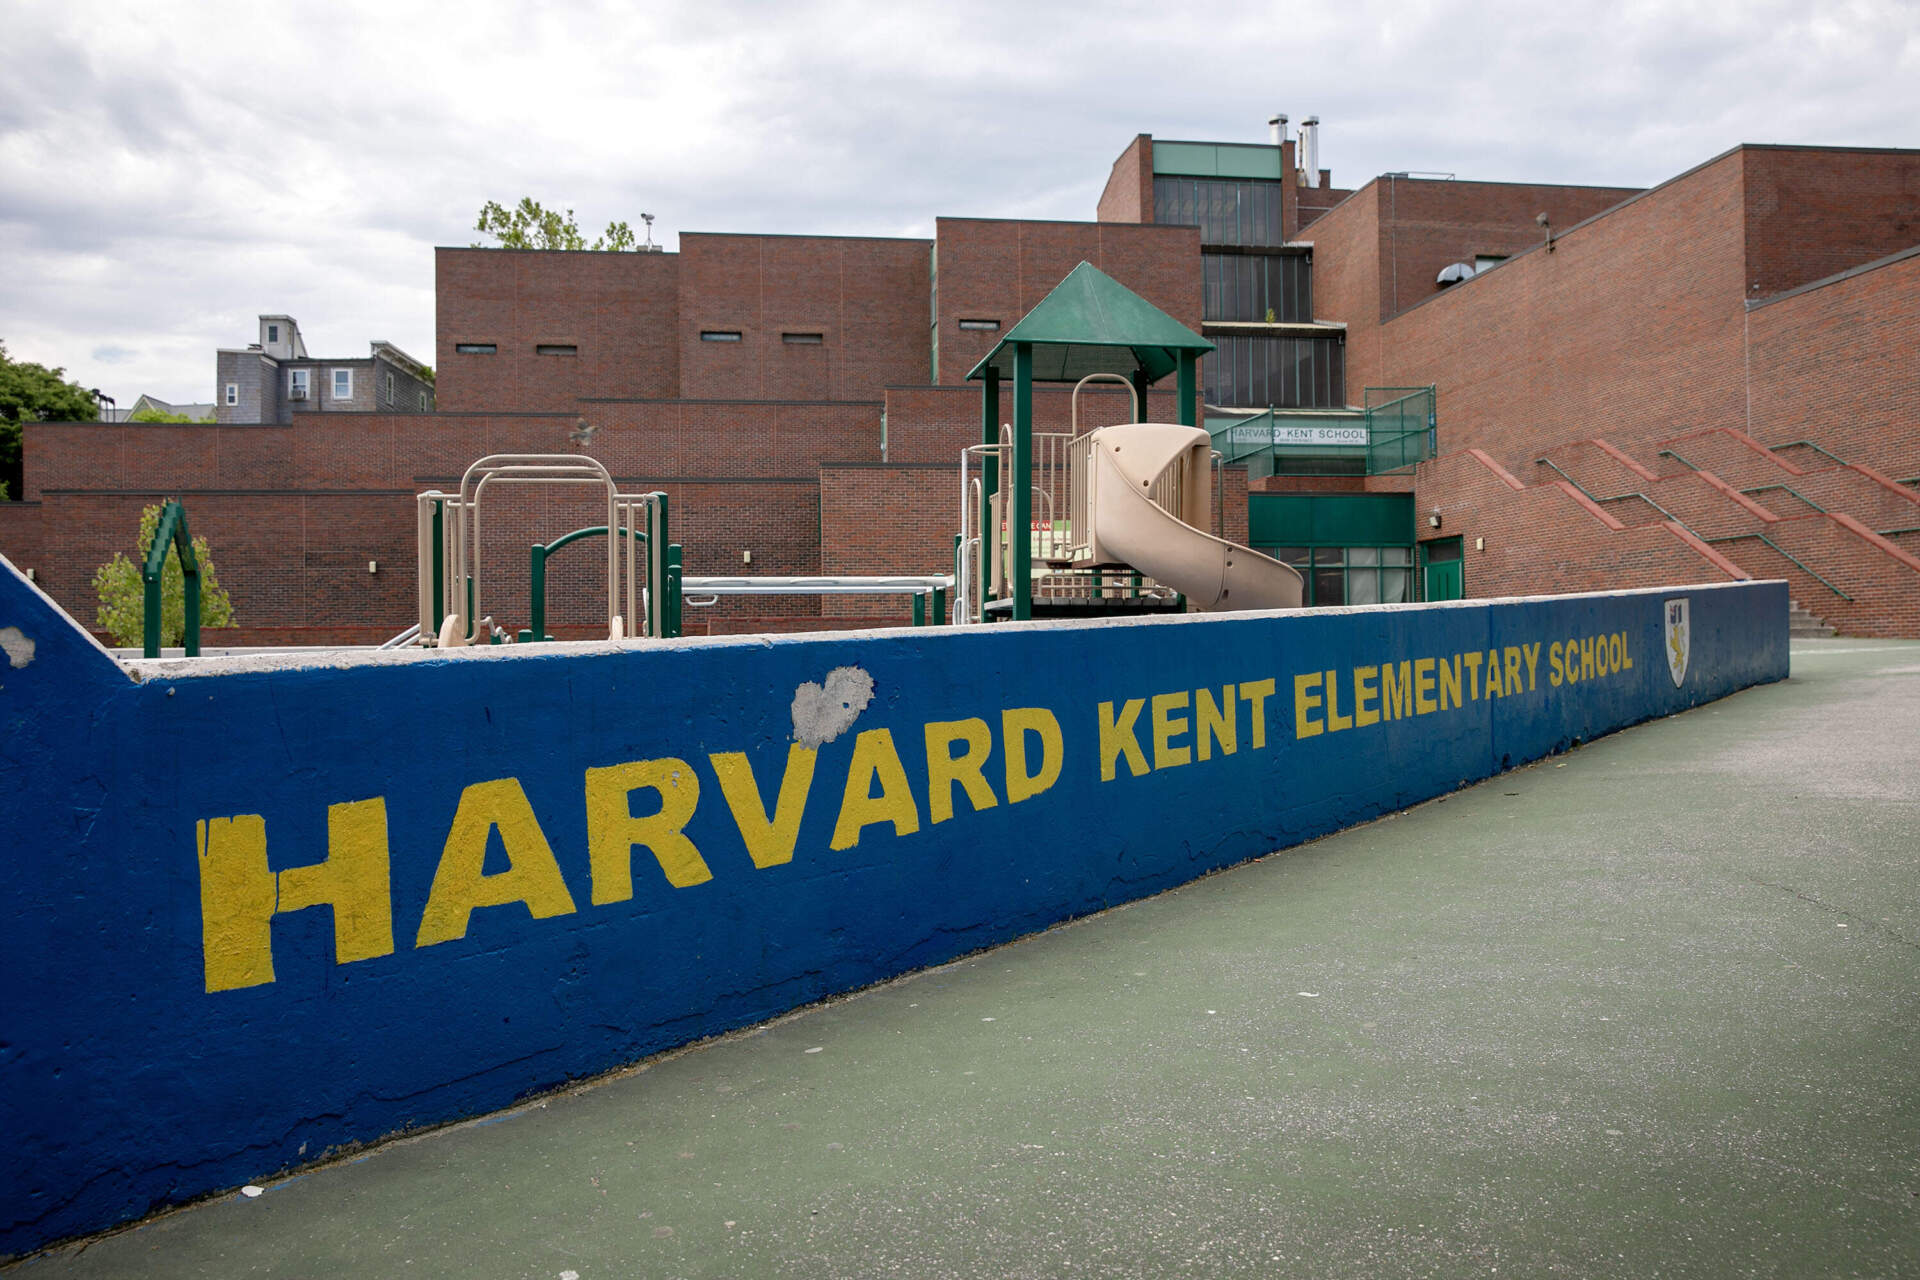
[19, 638, 1919, 1278]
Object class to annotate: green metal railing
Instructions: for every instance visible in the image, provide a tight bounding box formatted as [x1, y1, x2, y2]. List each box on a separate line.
[1531, 459, 1851, 600]
[1705, 533, 1852, 601]
[1769, 439, 1849, 468]
[142, 499, 201, 658]
[1656, 447, 1705, 473]
[526, 524, 682, 641]
[1741, 484, 1826, 514]
[1207, 385, 1437, 476]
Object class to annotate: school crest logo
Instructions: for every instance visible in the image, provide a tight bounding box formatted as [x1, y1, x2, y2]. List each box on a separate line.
[1664, 597, 1690, 687]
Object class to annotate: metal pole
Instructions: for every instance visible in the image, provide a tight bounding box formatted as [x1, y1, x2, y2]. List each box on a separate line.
[1177, 351, 1198, 427]
[1012, 343, 1033, 620]
[666, 543, 683, 638]
[530, 544, 546, 642]
[1131, 367, 1150, 423]
[912, 592, 926, 626]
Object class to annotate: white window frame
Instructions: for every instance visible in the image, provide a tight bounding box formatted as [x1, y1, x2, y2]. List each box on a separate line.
[332, 368, 353, 400]
[224, 383, 238, 406]
[288, 368, 310, 399]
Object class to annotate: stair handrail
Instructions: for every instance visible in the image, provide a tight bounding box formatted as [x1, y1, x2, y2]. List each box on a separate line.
[1740, 483, 1827, 514]
[1703, 532, 1853, 601]
[1767, 439, 1849, 468]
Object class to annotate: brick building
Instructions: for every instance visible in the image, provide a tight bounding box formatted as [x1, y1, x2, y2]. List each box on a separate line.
[4, 125, 1916, 641]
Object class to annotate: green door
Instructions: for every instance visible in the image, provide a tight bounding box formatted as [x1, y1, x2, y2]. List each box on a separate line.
[1422, 538, 1464, 601]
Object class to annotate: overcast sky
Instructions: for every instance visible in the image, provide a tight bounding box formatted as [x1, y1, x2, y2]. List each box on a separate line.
[3, 0, 1915, 407]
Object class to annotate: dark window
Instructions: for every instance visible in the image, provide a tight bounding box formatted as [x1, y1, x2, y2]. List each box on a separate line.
[536, 344, 577, 356]
[1153, 177, 1286, 246]
[700, 331, 742, 343]
[1203, 253, 1313, 321]
[957, 318, 1000, 331]
[1259, 544, 1412, 606]
[455, 343, 496, 354]
[267, 324, 279, 343]
[1204, 335, 1345, 409]
[782, 332, 824, 345]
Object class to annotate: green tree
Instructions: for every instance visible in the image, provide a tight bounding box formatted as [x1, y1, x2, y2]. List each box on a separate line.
[128, 407, 216, 423]
[93, 503, 236, 647]
[1, 339, 99, 499]
[473, 198, 637, 251]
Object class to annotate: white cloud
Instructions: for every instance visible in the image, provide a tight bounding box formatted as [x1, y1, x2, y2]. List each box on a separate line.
[1, 0, 1915, 404]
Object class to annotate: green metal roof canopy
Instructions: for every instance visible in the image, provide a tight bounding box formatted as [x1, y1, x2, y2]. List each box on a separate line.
[964, 261, 1214, 385]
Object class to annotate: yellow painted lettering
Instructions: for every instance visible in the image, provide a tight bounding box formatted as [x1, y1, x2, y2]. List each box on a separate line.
[1579, 635, 1596, 681]
[1619, 631, 1633, 669]
[1437, 654, 1462, 711]
[1324, 671, 1353, 732]
[1352, 666, 1380, 727]
[1195, 686, 1237, 760]
[1098, 699, 1150, 780]
[418, 778, 578, 947]
[922, 719, 998, 824]
[1293, 672, 1324, 739]
[1002, 707, 1063, 804]
[830, 728, 921, 850]
[1238, 679, 1276, 749]
[198, 803, 398, 994]
[1414, 658, 1438, 714]
[709, 745, 817, 868]
[1464, 650, 1484, 699]
[198, 815, 278, 992]
[1381, 661, 1413, 720]
[1484, 649, 1506, 698]
[1522, 642, 1541, 691]
[1504, 646, 1524, 695]
[1549, 640, 1565, 686]
[1151, 691, 1192, 769]
[586, 759, 710, 898]
[278, 799, 395, 965]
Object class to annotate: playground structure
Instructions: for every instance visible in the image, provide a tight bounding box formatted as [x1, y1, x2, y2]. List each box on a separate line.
[957, 372, 1303, 623]
[410, 454, 954, 646]
[956, 262, 1303, 624]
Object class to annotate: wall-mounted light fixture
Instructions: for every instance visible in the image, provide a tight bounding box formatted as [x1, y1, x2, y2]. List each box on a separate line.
[1474, 537, 1486, 552]
[1428, 508, 1442, 529]
[368, 561, 378, 574]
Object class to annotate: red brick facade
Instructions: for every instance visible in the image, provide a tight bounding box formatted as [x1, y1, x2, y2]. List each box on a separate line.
[5, 140, 1917, 642]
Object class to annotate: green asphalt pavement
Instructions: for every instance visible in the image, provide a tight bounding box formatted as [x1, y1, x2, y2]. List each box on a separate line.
[22, 639, 1920, 1279]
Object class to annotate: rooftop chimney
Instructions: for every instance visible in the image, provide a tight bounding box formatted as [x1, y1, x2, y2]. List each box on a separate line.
[1299, 116, 1321, 186]
[1268, 114, 1288, 146]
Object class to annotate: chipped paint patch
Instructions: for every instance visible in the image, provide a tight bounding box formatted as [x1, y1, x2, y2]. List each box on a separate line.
[791, 665, 874, 747]
[1, 626, 34, 669]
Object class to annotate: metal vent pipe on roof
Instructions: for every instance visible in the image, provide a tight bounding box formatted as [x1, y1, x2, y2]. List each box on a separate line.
[1300, 116, 1321, 184]
[1268, 114, 1287, 146]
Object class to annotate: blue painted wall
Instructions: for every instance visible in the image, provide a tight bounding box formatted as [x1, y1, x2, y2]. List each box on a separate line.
[0, 561, 1787, 1256]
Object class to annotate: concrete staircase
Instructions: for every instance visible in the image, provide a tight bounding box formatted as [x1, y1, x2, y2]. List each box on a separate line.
[1788, 601, 1836, 638]
[1439, 425, 1920, 638]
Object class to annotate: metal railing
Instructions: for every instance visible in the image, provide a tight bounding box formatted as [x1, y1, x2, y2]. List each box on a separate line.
[1768, 439, 1850, 468]
[418, 455, 671, 646]
[1741, 484, 1826, 514]
[141, 499, 201, 658]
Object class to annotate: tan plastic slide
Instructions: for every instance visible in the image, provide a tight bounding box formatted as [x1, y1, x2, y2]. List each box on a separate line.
[1087, 422, 1304, 612]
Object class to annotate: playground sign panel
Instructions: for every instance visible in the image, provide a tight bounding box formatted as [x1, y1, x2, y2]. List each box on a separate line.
[0, 563, 1787, 1255]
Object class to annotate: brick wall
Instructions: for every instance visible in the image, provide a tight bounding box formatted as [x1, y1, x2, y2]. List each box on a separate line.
[0, 502, 44, 577]
[1748, 246, 1920, 480]
[435, 247, 681, 411]
[1096, 135, 1153, 224]
[932, 218, 1202, 384]
[676, 234, 931, 401]
[1413, 450, 1743, 599]
[1742, 146, 1920, 300]
[882, 383, 1157, 463]
[1370, 151, 1752, 471]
